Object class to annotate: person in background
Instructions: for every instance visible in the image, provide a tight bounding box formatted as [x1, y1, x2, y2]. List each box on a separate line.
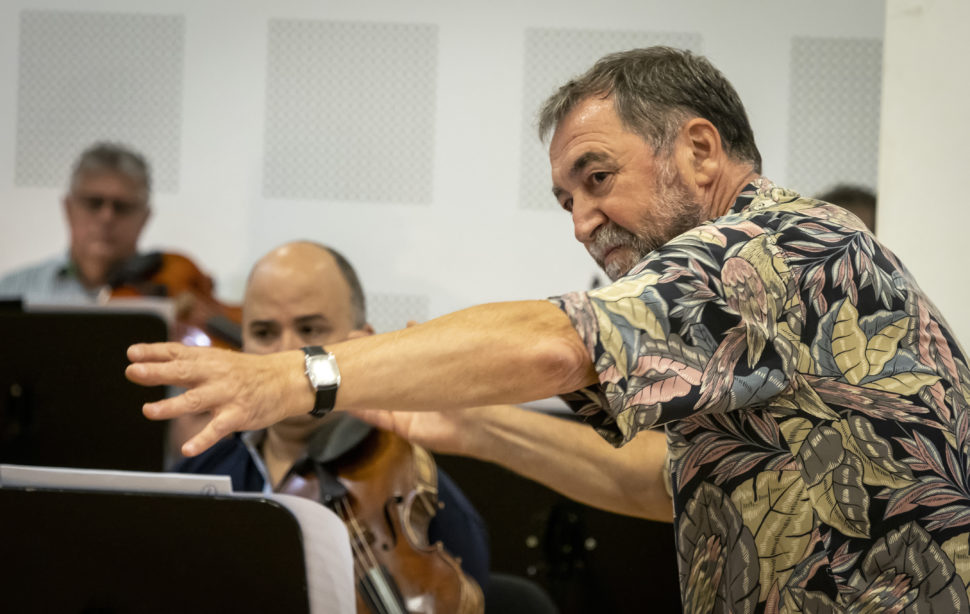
[0, 142, 153, 303]
[176, 240, 490, 597]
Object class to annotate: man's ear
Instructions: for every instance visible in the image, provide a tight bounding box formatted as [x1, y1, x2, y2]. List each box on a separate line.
[679, 117, 723, 188]
[347, 324, 376, 339]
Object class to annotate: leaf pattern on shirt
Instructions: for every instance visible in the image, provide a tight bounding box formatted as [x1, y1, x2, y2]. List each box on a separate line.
[678, 482, 759, 614]
[553, 179, 970, 611]
[731, 471, 815, 601]
[844, 522, 968, 612]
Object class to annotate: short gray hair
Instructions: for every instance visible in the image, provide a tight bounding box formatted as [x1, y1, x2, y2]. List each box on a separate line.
[69, 142, 152, 200]
[538, 46, 762, 173]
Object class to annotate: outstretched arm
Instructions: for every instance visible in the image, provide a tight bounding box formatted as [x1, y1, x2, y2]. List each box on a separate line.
[127, 300, 598, 456]
[351, 405, 672, 522]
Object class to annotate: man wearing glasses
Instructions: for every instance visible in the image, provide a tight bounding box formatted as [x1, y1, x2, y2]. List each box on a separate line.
[0, 142, 154, 304]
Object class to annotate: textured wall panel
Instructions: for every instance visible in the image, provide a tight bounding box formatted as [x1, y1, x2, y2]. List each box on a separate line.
[366, 292, 429, 334]
[16, 11, 184, 191]
[519, 29, 702, 211]
[787, 37, 883, 197]
[264, 20, 438, 203]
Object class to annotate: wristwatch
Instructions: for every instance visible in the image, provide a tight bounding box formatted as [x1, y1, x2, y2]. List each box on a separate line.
[302, 346, 340, 417]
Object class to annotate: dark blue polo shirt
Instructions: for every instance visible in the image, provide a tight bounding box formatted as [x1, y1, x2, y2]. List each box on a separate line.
[175, 430, 490, 594]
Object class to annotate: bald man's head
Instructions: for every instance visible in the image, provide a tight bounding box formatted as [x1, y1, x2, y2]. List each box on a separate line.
[242, 242, 372, 355]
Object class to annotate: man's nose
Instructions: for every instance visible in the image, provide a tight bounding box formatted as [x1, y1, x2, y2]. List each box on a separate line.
[279, 328, 301, 352]
[96, 201, 118, 222]
[572, 195, 605, 245]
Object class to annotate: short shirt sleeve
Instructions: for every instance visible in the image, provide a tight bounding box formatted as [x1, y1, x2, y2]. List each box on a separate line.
[551, 220, 799, 446]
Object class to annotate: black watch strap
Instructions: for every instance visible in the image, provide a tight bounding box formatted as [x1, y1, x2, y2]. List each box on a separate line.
[303, 346, 339, 418]
[310, 387, 337, 418]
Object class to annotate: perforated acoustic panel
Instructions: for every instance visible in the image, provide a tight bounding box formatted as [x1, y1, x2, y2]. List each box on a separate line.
[787, 37, 882, 197]
[366, 293, 430, 334]
[264, 20, 438, 204]
[16, 11, 184, 191]
[518, 29, 702, 210]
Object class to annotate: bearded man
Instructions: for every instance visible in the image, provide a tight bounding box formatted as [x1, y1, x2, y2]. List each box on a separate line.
[129, 47, 970, 612]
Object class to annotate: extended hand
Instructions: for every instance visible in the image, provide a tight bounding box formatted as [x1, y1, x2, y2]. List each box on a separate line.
[126, 342, 310, 456]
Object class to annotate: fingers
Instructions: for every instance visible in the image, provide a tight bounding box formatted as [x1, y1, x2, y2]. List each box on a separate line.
[127, 343, 191, 386]
[127, 342, 187, 363]
[127, 343, 232, 387]
[142, 385, 217, 420]
[181, 419, 232, 457]
[126, 358, 197, 388]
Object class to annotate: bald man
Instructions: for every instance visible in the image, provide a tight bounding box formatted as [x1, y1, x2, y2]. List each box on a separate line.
[175, 242, 490, 594]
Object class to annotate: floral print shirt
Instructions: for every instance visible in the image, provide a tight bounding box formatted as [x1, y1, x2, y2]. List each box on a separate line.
[554, 179, 970, 613]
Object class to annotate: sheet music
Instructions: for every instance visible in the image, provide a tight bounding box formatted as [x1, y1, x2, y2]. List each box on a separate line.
[0, 463, 232, 495]
[268, 493, 356, 614]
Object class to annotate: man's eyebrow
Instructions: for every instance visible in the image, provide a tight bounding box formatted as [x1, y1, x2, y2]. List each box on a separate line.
[247, 318, 278, 328]
[569, 151, 615, 179]
[552, 151, 616, 200]
[294, 314, 328, 325]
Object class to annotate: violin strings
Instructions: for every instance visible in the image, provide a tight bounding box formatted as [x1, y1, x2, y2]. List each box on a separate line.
[340, 498, 384, 570]
[336, 499, 374, 580]
[337, 498, 388, 613]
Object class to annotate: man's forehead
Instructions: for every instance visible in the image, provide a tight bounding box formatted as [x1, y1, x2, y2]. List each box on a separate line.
[246, 257, 349, 313]
[551, 96, 620, 139]
[72, 170, 149, 202]
[549, 98, 650, 165]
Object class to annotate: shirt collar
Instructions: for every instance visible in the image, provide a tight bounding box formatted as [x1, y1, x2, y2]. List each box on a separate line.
[728, 176, 776, 215]
[56, 252, 79, 280]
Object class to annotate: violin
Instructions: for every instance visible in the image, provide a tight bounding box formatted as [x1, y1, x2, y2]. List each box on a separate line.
[107, 251, 242, 349]
[277, 423, 484, 614]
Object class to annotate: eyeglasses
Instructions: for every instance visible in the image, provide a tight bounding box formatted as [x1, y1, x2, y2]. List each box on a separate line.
[72, 194, 147, 217]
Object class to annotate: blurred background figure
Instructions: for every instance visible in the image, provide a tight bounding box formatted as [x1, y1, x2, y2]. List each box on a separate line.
[0, 141, 241, 349]
[0, 142, 153, 303]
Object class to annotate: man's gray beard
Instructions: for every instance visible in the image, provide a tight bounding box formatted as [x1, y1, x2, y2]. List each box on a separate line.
[591, 167, 704, 281]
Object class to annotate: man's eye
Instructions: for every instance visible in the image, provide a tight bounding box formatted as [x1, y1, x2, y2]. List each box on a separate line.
[590, 172, 609, 185]
[250, 327, 275, 341]
[561, 198, 573, 213]
[300, 325, 327, 338]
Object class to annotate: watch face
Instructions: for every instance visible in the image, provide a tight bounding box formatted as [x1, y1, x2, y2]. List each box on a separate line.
[308, 354, 340, 387]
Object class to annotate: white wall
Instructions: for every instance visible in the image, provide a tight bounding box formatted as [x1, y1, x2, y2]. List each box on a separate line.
[0, 0, 886, 333]
[879, 0, 970, 345]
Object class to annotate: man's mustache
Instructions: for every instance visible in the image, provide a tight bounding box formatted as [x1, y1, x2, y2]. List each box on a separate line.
[588, 222, 656, 263]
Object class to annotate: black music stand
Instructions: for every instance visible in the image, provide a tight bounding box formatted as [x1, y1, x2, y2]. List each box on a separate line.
[0, 310, 169, 471]
[0, 465, 355, 614]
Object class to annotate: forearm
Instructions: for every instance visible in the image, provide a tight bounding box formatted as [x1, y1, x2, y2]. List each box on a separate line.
[331, 300, 597, 413]
[127, 300, 599, 457]
[458, 405, 672, 521]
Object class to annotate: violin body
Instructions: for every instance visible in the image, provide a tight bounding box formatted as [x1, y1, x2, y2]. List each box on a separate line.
[109, 251, 242, 348]
[279, 427, 484, 614]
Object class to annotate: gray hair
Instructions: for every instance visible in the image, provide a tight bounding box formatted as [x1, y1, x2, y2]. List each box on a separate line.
[69, 142, 152, 200]
[538, 46, 762, 174]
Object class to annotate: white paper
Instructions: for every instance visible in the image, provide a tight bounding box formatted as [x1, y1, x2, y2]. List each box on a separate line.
[0, 463, 232, 495]
[266, 493, 356, 614]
